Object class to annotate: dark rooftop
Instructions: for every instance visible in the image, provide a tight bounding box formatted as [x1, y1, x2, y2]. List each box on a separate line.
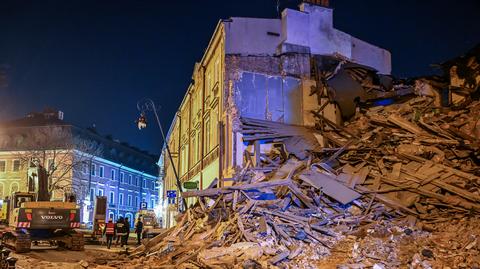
[0, 108, 158, 175]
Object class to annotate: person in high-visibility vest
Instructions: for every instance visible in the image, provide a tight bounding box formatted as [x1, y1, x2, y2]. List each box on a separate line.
[103, 218, 116, 249]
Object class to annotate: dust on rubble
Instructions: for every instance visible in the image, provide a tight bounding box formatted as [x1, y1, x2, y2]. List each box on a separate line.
[13, 247, 125, 269]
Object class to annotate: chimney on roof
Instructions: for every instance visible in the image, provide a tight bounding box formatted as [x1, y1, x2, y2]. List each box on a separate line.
[303, 0, 329, 8]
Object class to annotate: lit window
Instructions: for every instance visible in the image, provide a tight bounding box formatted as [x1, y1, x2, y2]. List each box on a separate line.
[0, 161, 5, 172]
[12, 160, 21, 172]
[91, 164, 96, 176]
[99, 166, 104, 178]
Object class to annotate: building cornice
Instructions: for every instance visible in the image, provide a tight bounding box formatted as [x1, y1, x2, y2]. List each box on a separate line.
[73, 149, 157, 179]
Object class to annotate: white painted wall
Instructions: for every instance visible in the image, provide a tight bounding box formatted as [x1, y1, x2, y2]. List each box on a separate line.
[351, 37, 392, 74]
[223, 4, 391, 74]
[224, 18, 282, 55]
[280, 3, 392, 74]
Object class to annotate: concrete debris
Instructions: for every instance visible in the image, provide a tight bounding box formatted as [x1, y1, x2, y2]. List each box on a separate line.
[441, 44, 480, 94]
[78, 260, 89, 268]
[112, 45, 480, 268]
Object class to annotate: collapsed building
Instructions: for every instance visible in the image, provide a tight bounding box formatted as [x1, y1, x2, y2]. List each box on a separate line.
[105, 43, 480, 269]
[147, 0, 480, 267]
[160, 0, 391, 227]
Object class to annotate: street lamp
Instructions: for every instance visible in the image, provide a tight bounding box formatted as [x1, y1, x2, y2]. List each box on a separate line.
[136, 98, 187, 211]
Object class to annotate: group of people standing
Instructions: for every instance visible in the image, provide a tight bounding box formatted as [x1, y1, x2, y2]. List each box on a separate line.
[103, 216, 144, 249]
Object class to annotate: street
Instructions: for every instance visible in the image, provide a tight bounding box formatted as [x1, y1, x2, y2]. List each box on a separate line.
[13, 244, 127, 269]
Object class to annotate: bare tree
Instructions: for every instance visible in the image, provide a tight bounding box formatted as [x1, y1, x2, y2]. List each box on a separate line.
[14, 126, 102, 200]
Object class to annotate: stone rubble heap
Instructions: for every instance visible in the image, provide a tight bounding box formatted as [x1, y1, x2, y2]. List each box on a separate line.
[106, 44, 480, 269]
[106, 96, 480, 269]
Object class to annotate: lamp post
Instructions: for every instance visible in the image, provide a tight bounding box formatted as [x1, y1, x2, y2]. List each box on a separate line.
[136, 98, 187, 211]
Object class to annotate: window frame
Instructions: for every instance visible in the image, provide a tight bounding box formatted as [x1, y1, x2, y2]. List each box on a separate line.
[127, 194, 132, 206]
[12, 160, 21, 172]
[91, 163, 96, 176]
[99, 166, 104, 178]
[0, 160, 6, 172]
[47, 158, 54, 171]
[109, 191, 115, 204]
[10, 182, 19, 193]
[119, 193, 124, 205]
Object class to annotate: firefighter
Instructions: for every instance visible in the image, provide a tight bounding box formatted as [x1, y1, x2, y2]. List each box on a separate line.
[123, 217, 130, 246]
[115, 216, 126, 247]
[103, 218, 115, 249]
[134, 215, 144, 245]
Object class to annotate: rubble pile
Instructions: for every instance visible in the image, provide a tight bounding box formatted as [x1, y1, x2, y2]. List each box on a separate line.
[112, 45, 480, 268]
[113, 97, 480, 268]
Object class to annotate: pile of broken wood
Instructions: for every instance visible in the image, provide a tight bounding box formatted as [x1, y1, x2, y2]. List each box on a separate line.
[118, 96, 480, 269]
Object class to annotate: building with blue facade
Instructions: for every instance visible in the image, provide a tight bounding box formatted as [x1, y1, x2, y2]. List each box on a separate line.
[84, 154, 159, 228]
[0, 109, 160, 228]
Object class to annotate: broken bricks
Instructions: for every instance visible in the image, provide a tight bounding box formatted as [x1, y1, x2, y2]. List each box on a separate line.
[115, 49, 480, 268]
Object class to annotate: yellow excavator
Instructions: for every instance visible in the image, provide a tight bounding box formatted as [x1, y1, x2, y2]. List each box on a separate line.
[0, 161, 84, 252]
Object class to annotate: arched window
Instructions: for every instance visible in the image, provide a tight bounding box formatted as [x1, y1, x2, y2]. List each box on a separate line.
[108, 211, 115, 221]
[125, 213, 133, 228]
[0, 182, 4, 198]
[10, 182, 19, 193]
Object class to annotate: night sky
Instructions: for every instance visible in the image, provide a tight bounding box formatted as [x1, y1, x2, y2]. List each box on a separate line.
[0, 0, 479, 155]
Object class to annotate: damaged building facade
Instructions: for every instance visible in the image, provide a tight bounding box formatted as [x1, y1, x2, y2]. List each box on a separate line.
[160, 0, 391, 227]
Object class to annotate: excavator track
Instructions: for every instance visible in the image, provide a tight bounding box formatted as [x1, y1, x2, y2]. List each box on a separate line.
[15, 234, 32, 253]
[2, 233, 31, 253]
[69, 233, 84, 251]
